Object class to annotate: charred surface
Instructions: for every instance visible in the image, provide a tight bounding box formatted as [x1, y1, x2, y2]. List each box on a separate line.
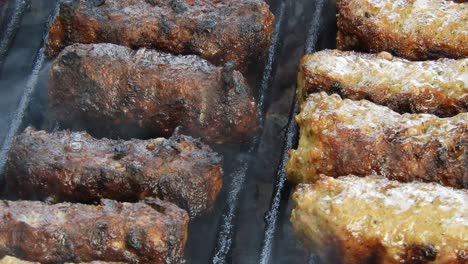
[45, 0, 275, 73]
[287, 93, 468, 188]
[0, 198, 188, 264]
[5, 127, 223, 217]
[48, 43, 259, 144]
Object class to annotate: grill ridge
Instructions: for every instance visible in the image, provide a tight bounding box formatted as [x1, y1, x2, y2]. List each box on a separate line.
[0, 0, 59, 177]
[0, 0, 30, 69]
[212, 2, 287, 263]
[259, 1, 326, 263]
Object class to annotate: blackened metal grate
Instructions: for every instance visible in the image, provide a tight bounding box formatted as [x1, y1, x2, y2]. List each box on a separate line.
[259, 1, 326, 263]
[0, 0, 338, 263]
[0, 1, 58, 176]
[0, 0, 30, 68]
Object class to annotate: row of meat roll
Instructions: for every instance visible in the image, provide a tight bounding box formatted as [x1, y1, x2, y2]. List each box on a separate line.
[288, 0, 467, 263]
[0, 0, 275, 263]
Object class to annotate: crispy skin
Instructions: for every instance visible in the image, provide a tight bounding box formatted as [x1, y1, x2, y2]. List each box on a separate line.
[0, 198, 188, 264]
[298, 50, 468, 117]
[5, 127, 222, 217]
[336, 0, 468, 60]
[291, 176, 468, 264]
[48, 43, 258, 143]
[286, 93, 468, 188]
[45, 0, 274, 72]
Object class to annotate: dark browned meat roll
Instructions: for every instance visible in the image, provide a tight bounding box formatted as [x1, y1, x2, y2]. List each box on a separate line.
[0, 198, 188, 264]
[5, 127, 223, 217]
[45, 0, 275, 73]
[48, 43, 259, 144]
[286, 93, 468, 188]
[0, 255, 124, 264]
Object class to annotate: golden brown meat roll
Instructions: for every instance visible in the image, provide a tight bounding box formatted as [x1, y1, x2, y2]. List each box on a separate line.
[291, 175, 468, 264]
[298, 50, 468, 117]
[336, 0, 468, 60]
[287, 93, 467, 188]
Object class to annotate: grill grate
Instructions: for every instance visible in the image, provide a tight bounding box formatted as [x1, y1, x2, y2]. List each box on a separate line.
[212, 1, 287, 262]
[0, 1, 58, 177]
[259, 1, 326, 263]
[0, 0, 30, 68]
[0, 0, 338, 263]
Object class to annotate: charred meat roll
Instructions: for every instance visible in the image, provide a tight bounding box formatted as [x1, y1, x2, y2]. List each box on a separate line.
[0, 198, 188, 264]
[48, 43, 258, 143]
[5, 127, 223, 217]
[298, 50, 468, 117]
[46, 0, 275, 72]
[291, 176, 468, 264]
[286, 93, 468, 188]
[336, 0, 468, 60]
[0, 255, 124, 264]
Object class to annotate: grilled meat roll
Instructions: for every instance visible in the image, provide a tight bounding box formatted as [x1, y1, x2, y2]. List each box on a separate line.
[0, 198, 188, 264]
[286, 93, 468, 188]
[291, 175, 468, 264]
[336, 0, 468, 60]
[48, 43, 258, 143]
[0, 256, 35, 264]
[298, 50, 468, 117]
[0, 256, 123, 264]
[5, 127, 222, 217]
[45, 0, 274, 72]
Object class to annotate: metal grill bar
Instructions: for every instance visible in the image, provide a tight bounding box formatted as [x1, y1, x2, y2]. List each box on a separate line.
[259, 0, 325, 263]
[212, 1, 287, 263]
[0, 1, 59, 177]
[0, 0, 30, 70]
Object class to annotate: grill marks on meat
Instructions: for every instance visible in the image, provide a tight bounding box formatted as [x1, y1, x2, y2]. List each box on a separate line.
[291, 176, 468, 264]
[298, 50, 468, 117]
[286, 93, 468, 188]
[0, 198, 188, 264]
[5, 127, 223, 217]
[48, 43, 258, 143]
[45, 0, 274, 72]
[336, 0, 468, 60]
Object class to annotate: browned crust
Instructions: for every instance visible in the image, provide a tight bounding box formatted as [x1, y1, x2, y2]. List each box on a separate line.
[286, 93, 468, 188]
[5, 127, 223, 217]
[294, 227, 390, 264]
[298, 50, 468, 117]
[0, 198, 188, 264]
[48, 43, 259, 144]
[45, 0, 275, 73]
[336, 0, 468, 60]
